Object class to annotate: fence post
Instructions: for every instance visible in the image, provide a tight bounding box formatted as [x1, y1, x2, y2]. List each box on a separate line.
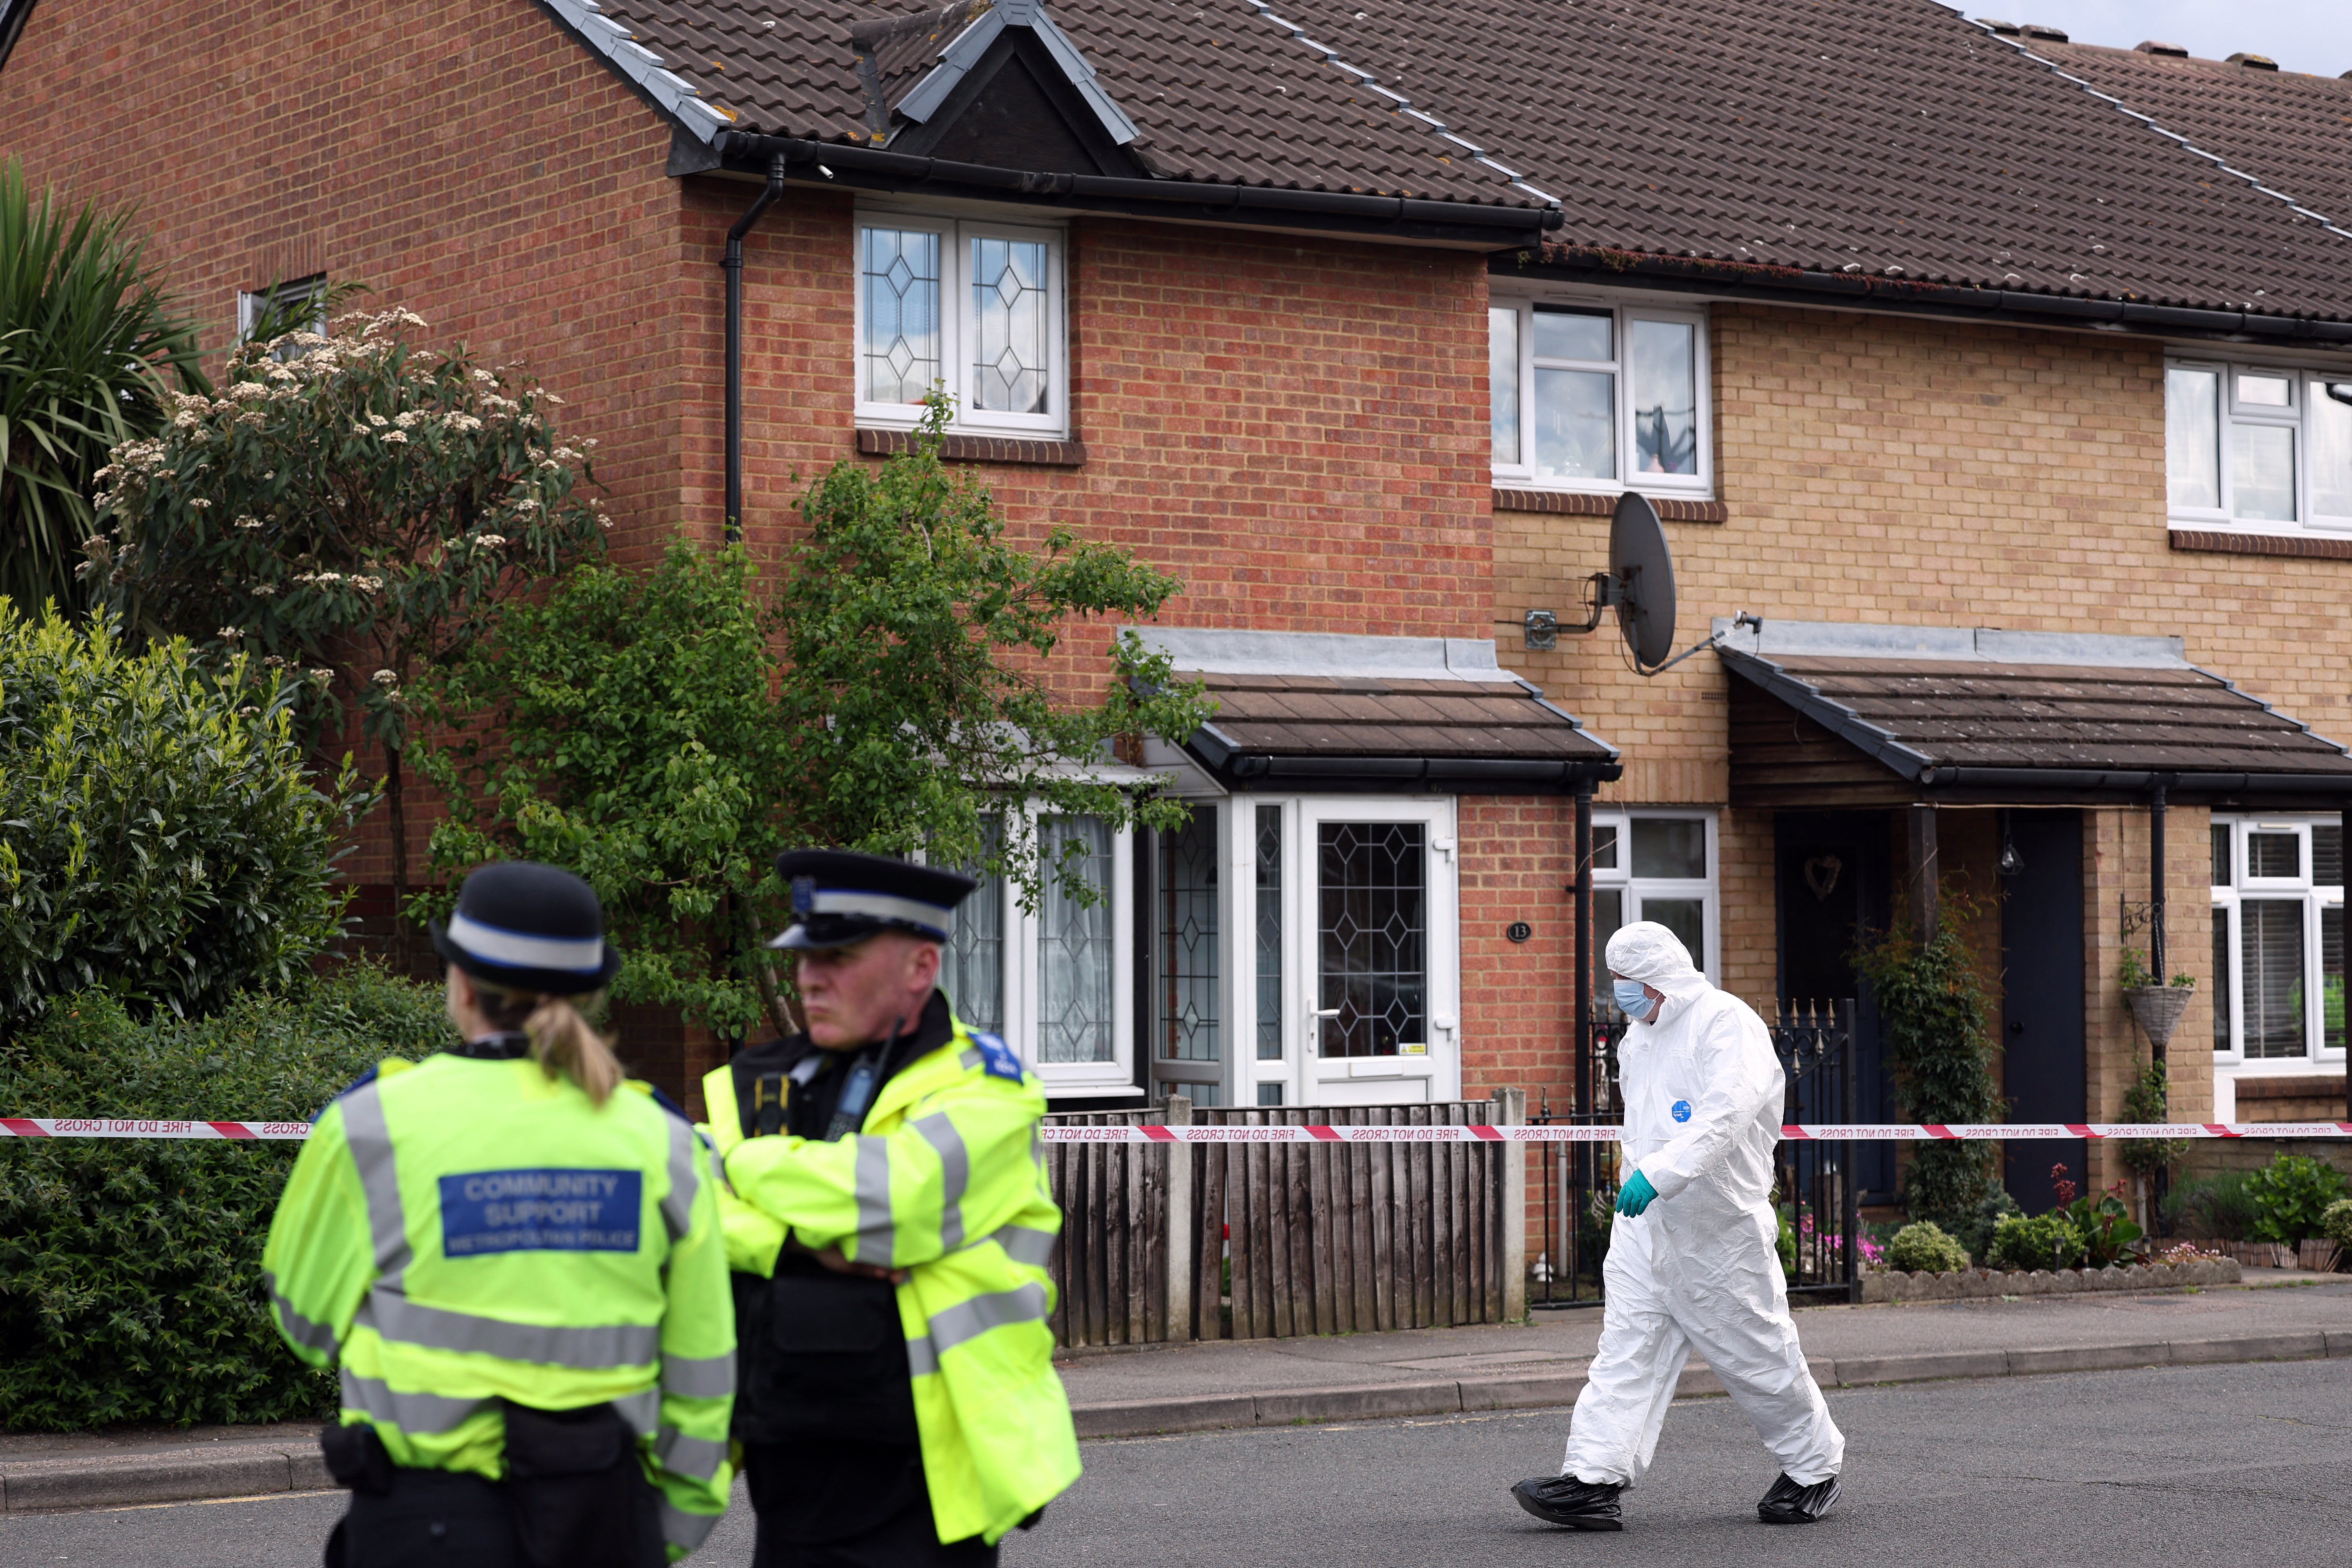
[1163, 1095, 1194, 1341]
[1494, 1087, 1526, 1320]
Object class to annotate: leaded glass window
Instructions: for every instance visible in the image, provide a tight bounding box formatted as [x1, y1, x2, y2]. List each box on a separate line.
[1037, 815, 1115, 1064]
[859, 227, 940, 406]
[1316, 822, 1426, 1058]
[1155, 813, 1218, 1065]
[1256, 805, 1283, 1062]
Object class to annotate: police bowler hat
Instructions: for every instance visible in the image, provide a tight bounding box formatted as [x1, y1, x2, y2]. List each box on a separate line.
[771, 849, 978, 951]
[429, 861, 622, 995]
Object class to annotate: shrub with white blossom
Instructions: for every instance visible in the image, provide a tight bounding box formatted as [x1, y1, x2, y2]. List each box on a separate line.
[86, 301, 607, 914]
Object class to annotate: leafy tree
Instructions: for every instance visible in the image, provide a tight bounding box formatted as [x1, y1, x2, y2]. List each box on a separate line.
[0, 158, 203, 613]
[421, 409, 1212, 1038]
[1857, 905, 2007, 1229]
[0, 602, 372, 1033]
[87, 298, 606, 919]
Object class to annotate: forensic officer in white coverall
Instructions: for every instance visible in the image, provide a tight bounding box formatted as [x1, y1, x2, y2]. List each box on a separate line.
[1512, 921, 1844, 1531]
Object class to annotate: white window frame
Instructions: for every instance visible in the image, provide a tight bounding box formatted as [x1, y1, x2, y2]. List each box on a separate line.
[2166, 356, 2352, 537]
[2209, 815, 2344, 1077]
[1589, 808, 1721, 983]
[1488, 292, 1713, 498]
[852, 211, 1068, 440]
[236, 275, 328, 358]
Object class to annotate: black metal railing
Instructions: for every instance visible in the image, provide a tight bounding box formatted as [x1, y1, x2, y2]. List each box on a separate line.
[1533, 997, 1860, 1309]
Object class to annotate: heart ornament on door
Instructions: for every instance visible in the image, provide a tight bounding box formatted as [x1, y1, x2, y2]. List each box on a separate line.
[1803, 854, 1843, 901]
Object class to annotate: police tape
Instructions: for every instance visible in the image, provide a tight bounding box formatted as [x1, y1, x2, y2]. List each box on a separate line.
[4, 1117, 2348, 1144]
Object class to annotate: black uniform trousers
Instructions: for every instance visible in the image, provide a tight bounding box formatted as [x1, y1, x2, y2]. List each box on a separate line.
[742, 1440, 998, 1568]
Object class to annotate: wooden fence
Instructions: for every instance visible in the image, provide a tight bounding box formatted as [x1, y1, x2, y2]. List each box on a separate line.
[1041, 1092, 1526, 1347]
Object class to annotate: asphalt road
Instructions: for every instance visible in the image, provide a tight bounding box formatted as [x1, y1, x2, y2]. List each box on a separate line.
[10, 1359, 2349, 1566]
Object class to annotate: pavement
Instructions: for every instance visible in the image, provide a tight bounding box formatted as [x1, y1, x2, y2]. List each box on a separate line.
[9, 1358, 2349, 1564]
[1, 1271, 2344, 1516]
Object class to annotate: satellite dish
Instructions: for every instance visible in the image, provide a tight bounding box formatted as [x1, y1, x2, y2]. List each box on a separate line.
[1609, 491, 1676, 670]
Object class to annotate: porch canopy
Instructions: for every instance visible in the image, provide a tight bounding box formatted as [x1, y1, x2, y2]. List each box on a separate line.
[1715, 619, 2352, 812]
[1130, 628, 1621, 793]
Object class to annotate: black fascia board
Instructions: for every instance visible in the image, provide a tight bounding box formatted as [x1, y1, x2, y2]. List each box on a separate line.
[1182, 745, 1622, 796]
[712, 133, 1566, 246]
[1496, 244, 2352, 349]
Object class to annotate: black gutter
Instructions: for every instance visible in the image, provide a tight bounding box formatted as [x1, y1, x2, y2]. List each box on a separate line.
[713, 133, 1565, 244]
[722, 155, 787, 543]
[1501, 245, 2352, 348]
[1918, 765, 2352, 799]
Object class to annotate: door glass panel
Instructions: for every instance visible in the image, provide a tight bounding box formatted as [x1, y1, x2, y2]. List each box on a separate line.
[1155, 813, 1218, 1066]
[2324, 906, 2343, 1054]
[1489, 307, 1520, 465]
[1257, 1083, 1285, 1106]
[1593, 888, 1625, 1006]
[2166, 367, 2219, 509]
[969, 237, 1049, 414]
[1631, 818, 1706, 879]
[2241, 899, 2306, 1058]
[1533, 368, 1615, 480]
[937, 820, 1003, 1033]
[1037, 816, 1115, 1063]
[859, 226, 941, 405]
[2212, 905, 2231, 1053]
[1640, 897, 1705, 973]
[2248, 832, 2301, 879]
[1628, 318, 1698, 475]
[1316, 822, 1426, 1058]
[2233, 423, 2296, 521]
[1256, 805, 1283, 1061]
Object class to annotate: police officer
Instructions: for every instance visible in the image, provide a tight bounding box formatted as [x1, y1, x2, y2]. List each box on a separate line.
[264, 862, 735, 1567]
[705, 849, 1079, 1567]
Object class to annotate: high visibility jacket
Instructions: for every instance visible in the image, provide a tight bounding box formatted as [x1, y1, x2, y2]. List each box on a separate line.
[263, 1053, 736, 1561]
[703, 1005, 1079, 1547]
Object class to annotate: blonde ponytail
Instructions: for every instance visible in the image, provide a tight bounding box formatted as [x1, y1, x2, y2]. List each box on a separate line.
[473, 981, 626, 1107]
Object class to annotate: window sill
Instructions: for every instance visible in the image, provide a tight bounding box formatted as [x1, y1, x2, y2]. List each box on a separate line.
[1492, 487, 1726, 523]
[2228, 1070, 2348, 1099]
[2169, 526, 2352, 561]
[857, 428, 1086, 466]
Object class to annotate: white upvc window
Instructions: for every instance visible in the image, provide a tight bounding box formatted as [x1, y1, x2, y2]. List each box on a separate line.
[854, 212, 1067, 438]
[2209, 816, 2344, 1068]
[2166, 359, 2352, 535]
[936, 812, 1134, 1096]
[1489, 296, 1711, 495]
[1587, 809, 1721, 994]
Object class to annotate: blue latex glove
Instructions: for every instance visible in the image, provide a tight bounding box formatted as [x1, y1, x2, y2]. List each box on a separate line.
[1614, 1170, 1658, 1217]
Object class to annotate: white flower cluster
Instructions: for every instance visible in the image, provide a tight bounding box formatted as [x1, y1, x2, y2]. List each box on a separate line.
[235, 515, 263, 530]
[446, 412, 483, 434]
[370, 668, 399, 686]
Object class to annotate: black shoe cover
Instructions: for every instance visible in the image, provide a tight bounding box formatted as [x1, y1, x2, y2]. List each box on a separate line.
[1512, 1474, 1625, 1531]
[1756, 1471, 1840, 1524]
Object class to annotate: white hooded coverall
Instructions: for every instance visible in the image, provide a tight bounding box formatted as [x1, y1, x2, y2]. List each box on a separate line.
[1560, 921, 1844, 1488]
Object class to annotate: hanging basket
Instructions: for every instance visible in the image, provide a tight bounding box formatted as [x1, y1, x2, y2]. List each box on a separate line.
[2125, 985, 2194, 1049]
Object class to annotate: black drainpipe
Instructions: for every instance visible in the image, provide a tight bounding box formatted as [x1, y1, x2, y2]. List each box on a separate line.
[723, 156, 788, 543]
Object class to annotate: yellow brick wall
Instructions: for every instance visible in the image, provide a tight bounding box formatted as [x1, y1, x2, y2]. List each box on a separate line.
[1493, 301, 2351, 1168]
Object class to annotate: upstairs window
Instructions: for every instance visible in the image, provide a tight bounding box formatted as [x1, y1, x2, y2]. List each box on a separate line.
[855, 214, 1067, 438]
[2166, 360, 2352, 534]
[1490, 298, 1710, 493]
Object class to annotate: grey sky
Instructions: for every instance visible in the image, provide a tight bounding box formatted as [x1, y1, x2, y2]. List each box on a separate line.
[1987, 1, 2351, 78]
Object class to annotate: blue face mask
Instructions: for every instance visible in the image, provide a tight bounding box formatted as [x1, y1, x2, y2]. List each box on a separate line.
[1613, 979, 1654, 1019]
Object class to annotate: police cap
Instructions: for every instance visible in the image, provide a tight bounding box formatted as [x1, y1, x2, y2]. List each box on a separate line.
[770, 849, 978, 951]
[429, 861, 622, 995]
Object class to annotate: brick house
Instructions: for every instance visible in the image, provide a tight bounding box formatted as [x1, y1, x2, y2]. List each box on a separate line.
[3, 0, 2345, 1207]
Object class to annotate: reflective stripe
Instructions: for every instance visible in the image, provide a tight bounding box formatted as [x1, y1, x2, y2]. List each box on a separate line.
[340, 1369, 490, 1437]
[959, 1048, 984, 1071]
[854, 1135, 894, 1266]
[990, 1224, 1058, 1269]
[913, 1112, 969, 1252]
[659, 1114, 698, 1242]
[905, 1281, 1051, 1377]
[654, 1425, 729, 1482]
[661, 1350, 735, 1400]
[340, 1080, 411, 1293]
[354, 1290, 659, 1369]
[659, 1499, 721, 1553]
[614, 1387, 661, 1433]
[447, 910, 606, 974]
[266, 1274, 340, 1355]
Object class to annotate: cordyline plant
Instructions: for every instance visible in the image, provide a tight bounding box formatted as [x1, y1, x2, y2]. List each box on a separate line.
[420, 400, 1214, 1039]
[85, 299, 607, 919]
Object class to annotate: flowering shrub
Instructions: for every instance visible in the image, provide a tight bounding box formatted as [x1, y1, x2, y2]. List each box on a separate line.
[2156, 1241, 2224, 1266]
[87, 300, 605, 908]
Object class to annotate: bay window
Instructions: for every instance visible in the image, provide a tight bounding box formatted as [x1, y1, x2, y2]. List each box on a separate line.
[1490, 298, 1710, 493]
[2166, 359, 2352, 535]
[855, 212, 1067, 438]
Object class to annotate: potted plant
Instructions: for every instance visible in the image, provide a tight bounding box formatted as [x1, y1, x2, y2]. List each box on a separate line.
[2119, 948, 2196, 1051]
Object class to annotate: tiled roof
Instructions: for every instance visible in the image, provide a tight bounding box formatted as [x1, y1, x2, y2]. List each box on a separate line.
[574, 0, 2352, 320]
[1191, 672, 1619, 767]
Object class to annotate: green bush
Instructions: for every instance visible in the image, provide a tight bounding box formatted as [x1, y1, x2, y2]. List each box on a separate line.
[1950, 1179, 2020, 1266]
[2322, 1199, 2352, 1253]
[0, 969, 451, 1429]
[1987, 1212, 2086, 1272]
[0, 605, 372, 1034]
[1854, 907, 2004, 1233]
[1886, 1220, 1970, 1274]
[2244, 1153, 2350, 1245]
[2163, 1171, 2260, 1241]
